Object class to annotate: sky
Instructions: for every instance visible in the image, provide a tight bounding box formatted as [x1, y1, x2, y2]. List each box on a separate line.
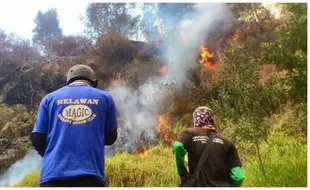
[0, 0, 284, 41]
[0, 0, 89, 40]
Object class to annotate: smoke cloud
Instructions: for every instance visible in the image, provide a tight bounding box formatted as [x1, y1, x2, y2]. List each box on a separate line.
[0, 3, 233, 186]
[163, 3, 233, 86]
[106, 3, 233, 153]
[0, 149, 42, 187]
[105, 75, 170, 154]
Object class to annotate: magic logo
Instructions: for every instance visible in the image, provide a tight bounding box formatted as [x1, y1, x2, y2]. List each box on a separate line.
[57, 98, 99, 125]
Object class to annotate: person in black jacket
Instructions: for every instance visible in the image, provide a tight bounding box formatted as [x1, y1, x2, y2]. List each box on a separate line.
[172, 106, 245, 187]
[30, 64, 118, 187]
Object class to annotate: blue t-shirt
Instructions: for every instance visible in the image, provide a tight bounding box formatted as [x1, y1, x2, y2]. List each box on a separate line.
[32, 84, 118, 184]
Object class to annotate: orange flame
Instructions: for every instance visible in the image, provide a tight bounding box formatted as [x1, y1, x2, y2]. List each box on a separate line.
[159, 65, 167, 74]
[140, 147, 148, 159]
[157, 114, 169, 128]
[199, 45, 215, 69]
[232, 32, 239, 41]
[156, 114, 174, 145]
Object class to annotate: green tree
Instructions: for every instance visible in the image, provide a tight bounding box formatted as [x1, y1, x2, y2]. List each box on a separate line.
[261, 3, 307, 102]
[229, 3, 273, 32]
[32, 9, 62, 57]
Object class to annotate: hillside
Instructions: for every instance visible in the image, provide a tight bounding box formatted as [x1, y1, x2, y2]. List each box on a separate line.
[0, 3, 307, 187]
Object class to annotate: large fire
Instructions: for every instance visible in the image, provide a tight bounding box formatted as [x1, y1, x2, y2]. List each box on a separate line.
[199, 45, 216, 69]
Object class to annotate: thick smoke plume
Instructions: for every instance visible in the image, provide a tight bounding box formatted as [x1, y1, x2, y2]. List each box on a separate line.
[106, 3, 233, 154]
[105, 76, 170, 154]
[163, 3, 233, 86]
[0, 3, 233, 186]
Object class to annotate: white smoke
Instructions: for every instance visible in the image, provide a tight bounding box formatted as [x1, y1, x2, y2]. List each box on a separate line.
[163, 3, 232, 86]
[106, 3, 233, 153]
[105, 75, 171, 154]
[0, 149, 41, 187]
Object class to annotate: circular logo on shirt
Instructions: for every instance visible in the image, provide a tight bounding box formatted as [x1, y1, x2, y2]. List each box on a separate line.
[56, 98, 98, 125]
[62, 105, 92, 121]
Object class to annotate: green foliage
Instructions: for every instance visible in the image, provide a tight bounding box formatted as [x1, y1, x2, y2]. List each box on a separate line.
[261, 3, 307, 102]
[197, 42, 287, 150]
[14, 144, 179, 187]
[243, 133, 307, 187]
[3, 2, 308, 188]
[13, 102, 307, 187]
[268, 102, 307, 142]
[0, 104, 36, 138]
[164, 5, 307, 185]
[105, 144, 178, 187]
[15, 129, 306, 187]
[229, 3, 273, 25]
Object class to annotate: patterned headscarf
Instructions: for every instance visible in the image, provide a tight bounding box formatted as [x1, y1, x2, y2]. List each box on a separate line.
[193, 106, 215, 128]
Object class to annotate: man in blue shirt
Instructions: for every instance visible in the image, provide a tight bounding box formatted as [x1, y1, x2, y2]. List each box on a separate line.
[30, 64, 118, 187]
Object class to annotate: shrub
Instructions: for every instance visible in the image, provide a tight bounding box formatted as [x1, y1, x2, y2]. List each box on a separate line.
[105, 144, 178, 187]
[51, 35, 91, 56]
[99, 33, 136, 73]
[14, 134, 306, 187]
[243, 134, 307, 187]
[0, 104, 35, 138]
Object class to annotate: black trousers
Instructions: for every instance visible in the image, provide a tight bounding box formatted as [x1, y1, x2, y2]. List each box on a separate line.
[40, 175, 105, 187]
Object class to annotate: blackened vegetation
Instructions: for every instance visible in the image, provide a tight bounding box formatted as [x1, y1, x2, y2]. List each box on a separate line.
[0, 39, 162, 108]
[0, 60, 66, 108]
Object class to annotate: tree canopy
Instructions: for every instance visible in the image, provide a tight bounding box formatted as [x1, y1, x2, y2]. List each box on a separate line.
[32, 9, 62, 57]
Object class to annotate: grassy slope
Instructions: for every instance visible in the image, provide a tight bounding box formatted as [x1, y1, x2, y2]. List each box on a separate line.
[14, 139, 306, 187]
[13, 107, 307, 187]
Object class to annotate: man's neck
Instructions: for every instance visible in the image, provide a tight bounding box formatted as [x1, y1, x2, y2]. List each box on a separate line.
[69, 80, 92, 87]
[201, 125, 217, 132]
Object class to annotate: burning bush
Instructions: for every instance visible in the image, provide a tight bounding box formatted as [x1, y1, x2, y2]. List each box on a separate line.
[198, 45, 222, 69]
[156, 114, 174, 146]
